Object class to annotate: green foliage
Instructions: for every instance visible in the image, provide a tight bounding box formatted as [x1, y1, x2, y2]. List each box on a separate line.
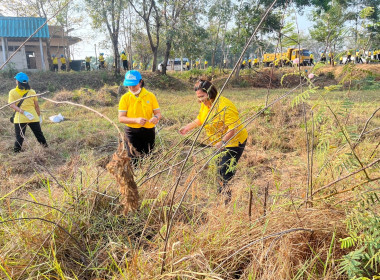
[354, 77, 380, 91]
[0, 63, 18, 79]
[339, 192, 380, 279]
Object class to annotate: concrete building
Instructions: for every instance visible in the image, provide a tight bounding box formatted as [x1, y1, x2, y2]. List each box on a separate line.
[0, 16, 81, 71]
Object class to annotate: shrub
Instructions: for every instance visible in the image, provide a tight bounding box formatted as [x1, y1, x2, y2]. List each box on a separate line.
[339, 192, 380, 279]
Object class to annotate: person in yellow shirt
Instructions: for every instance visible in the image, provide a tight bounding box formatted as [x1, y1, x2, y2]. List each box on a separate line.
[118, 70, 162, 163]
[179, 79, 248, 204]
[345, 50, 352, 64]
[339, 55, 343, 64]
[309, 53, 314, 65]
[8, 72, 48, 153]
[186, 61, 190, 70]
[253, 57, 259, 67]
[248, 58, 252, 68]
[52, 55, 58, 72]
[139, 62, 143, 70]
[328, 52, 334, 65]
[60, 55, 66, 71]
[120, 51, 128, 70]
[85, 56, 91, 71]
[99, 53, 105, 69]
[204, 60, 208, 69]
[196, 60, 200, 69]
[241, 60, 246, 69]
[320, 52, 326, 63]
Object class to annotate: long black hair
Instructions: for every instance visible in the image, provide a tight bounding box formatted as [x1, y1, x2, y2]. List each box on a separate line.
[17, 81, 30, 90]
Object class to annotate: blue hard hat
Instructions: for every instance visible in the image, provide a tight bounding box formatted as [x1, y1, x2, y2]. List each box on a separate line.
[61, 54, 64, 57]
[123, 70, 141, 86]
[100, 53, 104, 55]
[14, 72, 29, 83]
[52, 54, 56, 57]
[121, 51, 125, 54]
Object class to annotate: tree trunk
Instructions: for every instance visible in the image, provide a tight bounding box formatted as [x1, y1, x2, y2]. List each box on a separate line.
[152, 46, 158, 72]
[162, 38, 172, 75]
[112, 35, 120, 75]
[45, 38, 52, 71]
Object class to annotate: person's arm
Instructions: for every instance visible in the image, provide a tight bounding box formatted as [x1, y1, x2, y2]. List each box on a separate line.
[118, 111, 147, 126]
[215, 128, 236, 149]
[9, 103, 24, 114]
[179, 119, 201, 135]
[148, 109, 161, 125]
[34, 100, 41, 116]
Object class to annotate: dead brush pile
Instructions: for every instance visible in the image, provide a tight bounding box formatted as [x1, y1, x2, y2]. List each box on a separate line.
[157, 204, 347, 279]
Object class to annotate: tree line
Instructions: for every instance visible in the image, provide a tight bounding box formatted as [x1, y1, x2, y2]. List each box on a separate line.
[2, 0, 379, 75]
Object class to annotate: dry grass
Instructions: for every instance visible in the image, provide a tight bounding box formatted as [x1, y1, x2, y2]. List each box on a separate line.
[0, 72, 379, 279]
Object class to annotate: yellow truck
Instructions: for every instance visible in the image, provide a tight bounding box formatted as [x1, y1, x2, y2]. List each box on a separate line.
[262, 48, 311, 66]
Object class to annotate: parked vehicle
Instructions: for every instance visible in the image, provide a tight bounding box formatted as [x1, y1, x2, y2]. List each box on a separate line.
[263, 48, 310, 66]
[158, 58, 189, 71]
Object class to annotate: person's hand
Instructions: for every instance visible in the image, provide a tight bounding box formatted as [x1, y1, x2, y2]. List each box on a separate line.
[23, 111, 34, 120]
[135, 117, 147, 125]
[149, 116, 159, 125]
[179, 125, 190, 135]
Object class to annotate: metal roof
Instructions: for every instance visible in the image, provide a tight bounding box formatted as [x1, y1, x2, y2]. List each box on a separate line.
[0, 17, 50, 38]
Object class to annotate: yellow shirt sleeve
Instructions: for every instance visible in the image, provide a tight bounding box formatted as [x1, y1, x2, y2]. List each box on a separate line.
[118, 94, 128, 112]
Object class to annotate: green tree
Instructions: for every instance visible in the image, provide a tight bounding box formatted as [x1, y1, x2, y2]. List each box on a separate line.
[85, 0, 125, 74]
[309, 2, 349, 58]
[129, 0, 161, 71]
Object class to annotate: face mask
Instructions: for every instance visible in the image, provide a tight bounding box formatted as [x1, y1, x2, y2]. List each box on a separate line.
[197, 95, 209, 103]
[130, 88, 142, 95]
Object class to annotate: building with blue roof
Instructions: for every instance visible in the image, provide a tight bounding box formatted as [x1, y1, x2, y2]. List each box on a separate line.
[0, 16, 81, 71]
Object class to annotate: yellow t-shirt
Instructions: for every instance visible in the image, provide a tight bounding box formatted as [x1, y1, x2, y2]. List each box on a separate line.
[99, 55, 105, 62]
[60, 57, 66, 64]
[52, 57, 58, 64]
[121, 54, 127, 60]
[310, 54, 314, 59]
[85, 57, 91, 62]
[118, 88, 160, 129]
[196, 96, 248, 148]
[8, 87, 39, 123]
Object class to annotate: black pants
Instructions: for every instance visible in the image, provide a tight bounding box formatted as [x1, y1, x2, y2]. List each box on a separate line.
[124, 126, 155, 161]
[86, 62, 90, 71]
[53, 64, 58, 72]
[14, 122, 48, 152]
[217, 140, 246, 197]
[122, 60, 129, 70]
[61, 64, 66, 71]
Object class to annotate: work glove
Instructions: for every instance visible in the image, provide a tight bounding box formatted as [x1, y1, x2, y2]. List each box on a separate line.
[23, 111, 35, 120]
[39, 115, 43, 124]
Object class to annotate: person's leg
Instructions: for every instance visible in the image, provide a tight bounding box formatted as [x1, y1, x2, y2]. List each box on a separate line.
[217, 141, 246, 203]
[14, 123, 28, 152]
[28, 122, 48, 147]
[124, 126, 140, 156]
[140, 128, 155, 155]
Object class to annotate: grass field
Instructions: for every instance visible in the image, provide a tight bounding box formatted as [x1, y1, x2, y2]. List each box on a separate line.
[0, 68, 379, 279]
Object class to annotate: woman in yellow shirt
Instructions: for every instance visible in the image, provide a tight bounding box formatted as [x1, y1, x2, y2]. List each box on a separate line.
[118, 70, 162, 163]
[8, 72, 48, 153]
[179, 80, 248, 203]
